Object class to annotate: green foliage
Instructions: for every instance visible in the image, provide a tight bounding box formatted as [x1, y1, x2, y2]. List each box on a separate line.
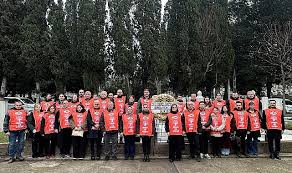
[20, 0, 50, 83]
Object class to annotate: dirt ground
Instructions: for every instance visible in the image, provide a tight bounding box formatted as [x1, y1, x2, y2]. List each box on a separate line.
[0, 157, 291, 173]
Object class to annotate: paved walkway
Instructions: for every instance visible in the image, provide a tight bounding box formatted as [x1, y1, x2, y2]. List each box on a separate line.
[0, 157, 291, 173]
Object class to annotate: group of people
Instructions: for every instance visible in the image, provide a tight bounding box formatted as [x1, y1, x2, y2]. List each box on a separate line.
[2, 89, 285, 164]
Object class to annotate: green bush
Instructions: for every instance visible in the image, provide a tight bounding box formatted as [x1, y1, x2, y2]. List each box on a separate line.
[0, 132, 8, 143]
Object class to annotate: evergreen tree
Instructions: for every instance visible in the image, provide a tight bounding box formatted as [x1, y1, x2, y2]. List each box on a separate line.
[47, 0, 71, 94]
[134, 0, 168, 94]
[0, 0, 26, 96]
[21, 0, 50, 101]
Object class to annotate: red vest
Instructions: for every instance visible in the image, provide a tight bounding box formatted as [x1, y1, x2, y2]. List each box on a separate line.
[248, 111, 261, 131]
[229, 98, 243, 111]
[183, 110, 199, 133]
[8, 109, 27, 131]
[72, 112, 87, 129]
[125, 102, 138, 115]
[89, 108, 103, 129]
[69, 102, 80, 113]
[244, 97, 260, 111]
[59, 108, 72, 129]
[40, 101, 54, 112]
[199, 109, 210, 130]
[210, 114, 223, 136]
[177, 102, 185, 113]
[104, 110, 119, 131]
[114, 96, 126, 114]
[55, 102, 65, 110]
[43, 113, 57, 134]
[167, 113, 183, 135]
[233, 110, 249, 130]
[265, 108, 282, 130]
[139, 113, 154, 136]
[212, 100, 226, 111]
[140, 97, 153, 111]
[222, 113, 231, 133]
[122, 113, 137, 135]
[193, 101, 200, 110]
[99, 98, 110, 112]
[33, 110, 44, 132]
[81, 98, 94, 111]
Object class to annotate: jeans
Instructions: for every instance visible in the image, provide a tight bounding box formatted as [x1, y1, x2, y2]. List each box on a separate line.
[124, 135, 136, 158]
[247, 134, 258, 155]
[186, 133, 200, 157]
[104, 132, 118, 157]
[267, 130, 282, 155]
[8, 131, 25, 158]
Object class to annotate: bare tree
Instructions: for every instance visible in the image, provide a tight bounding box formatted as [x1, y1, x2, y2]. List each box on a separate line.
[255, 22, 292, 115]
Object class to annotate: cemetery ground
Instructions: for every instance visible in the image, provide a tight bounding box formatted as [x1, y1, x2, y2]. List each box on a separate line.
[0, 156, 291, 173]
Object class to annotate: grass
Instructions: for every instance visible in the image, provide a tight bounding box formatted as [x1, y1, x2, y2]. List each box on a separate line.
[0, 132, 8, 143]
[286, 123, 292, 130]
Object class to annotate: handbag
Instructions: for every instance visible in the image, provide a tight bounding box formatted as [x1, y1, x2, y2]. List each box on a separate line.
[72, 129, 84, 137]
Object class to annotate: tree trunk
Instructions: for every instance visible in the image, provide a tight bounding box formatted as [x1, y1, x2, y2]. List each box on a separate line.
[281, 64, 286, 117]
[155, 78, 162, 95]
[55, 79, 65, 95]
[266, 80, 272, 98]
[224, 80, 230, 100]
[0, 76, 7, 98]
[35, 81, 40, 104]
[126, 75, 132, 96]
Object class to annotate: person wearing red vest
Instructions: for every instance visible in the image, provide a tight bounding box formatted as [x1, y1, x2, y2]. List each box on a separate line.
[227, 92, 243, 112]
[99, 90, 110, 112]
[244, 90, 261, 111]
[212, 93, 226, 112]
[246, 102, 261, 157]
[120, 106, 137, 160]
[137, 88, 153, 114]
[108, 92, 114, 101]
[114, 89, 126, 144]
[70, 104, 88, 159]
[27, 104, 45, 158]
[204, 96, 213, 111]
[198, 101, 212, 159]
[81, 90, 94, 111]
[231, 101, 249, 157]
[100, 101, 120, 161]
[40, 105, 59, 159]
[93, 93, 99, 100]
[58, 100, 72, 158]
[87, 100, 103, 160]
[69, 94, 80, 113]
[55, 93, 66, 111]
[262, 100, 285, 160]
[78, 89, 85, 102]
[137, 103, 155, 162]
[165, 104, 184, 162]
[40, 93, 54, 112]
[204, 108, 226, 158]
[3, 101, 29, 163]
[182, 101, 202, 161]
[177, 95, 186, 113]
[190, 93, 200, 110]
[221, 105, 232, 156]
[114, 89, 126, 115]
[125, 95, 138, 115]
